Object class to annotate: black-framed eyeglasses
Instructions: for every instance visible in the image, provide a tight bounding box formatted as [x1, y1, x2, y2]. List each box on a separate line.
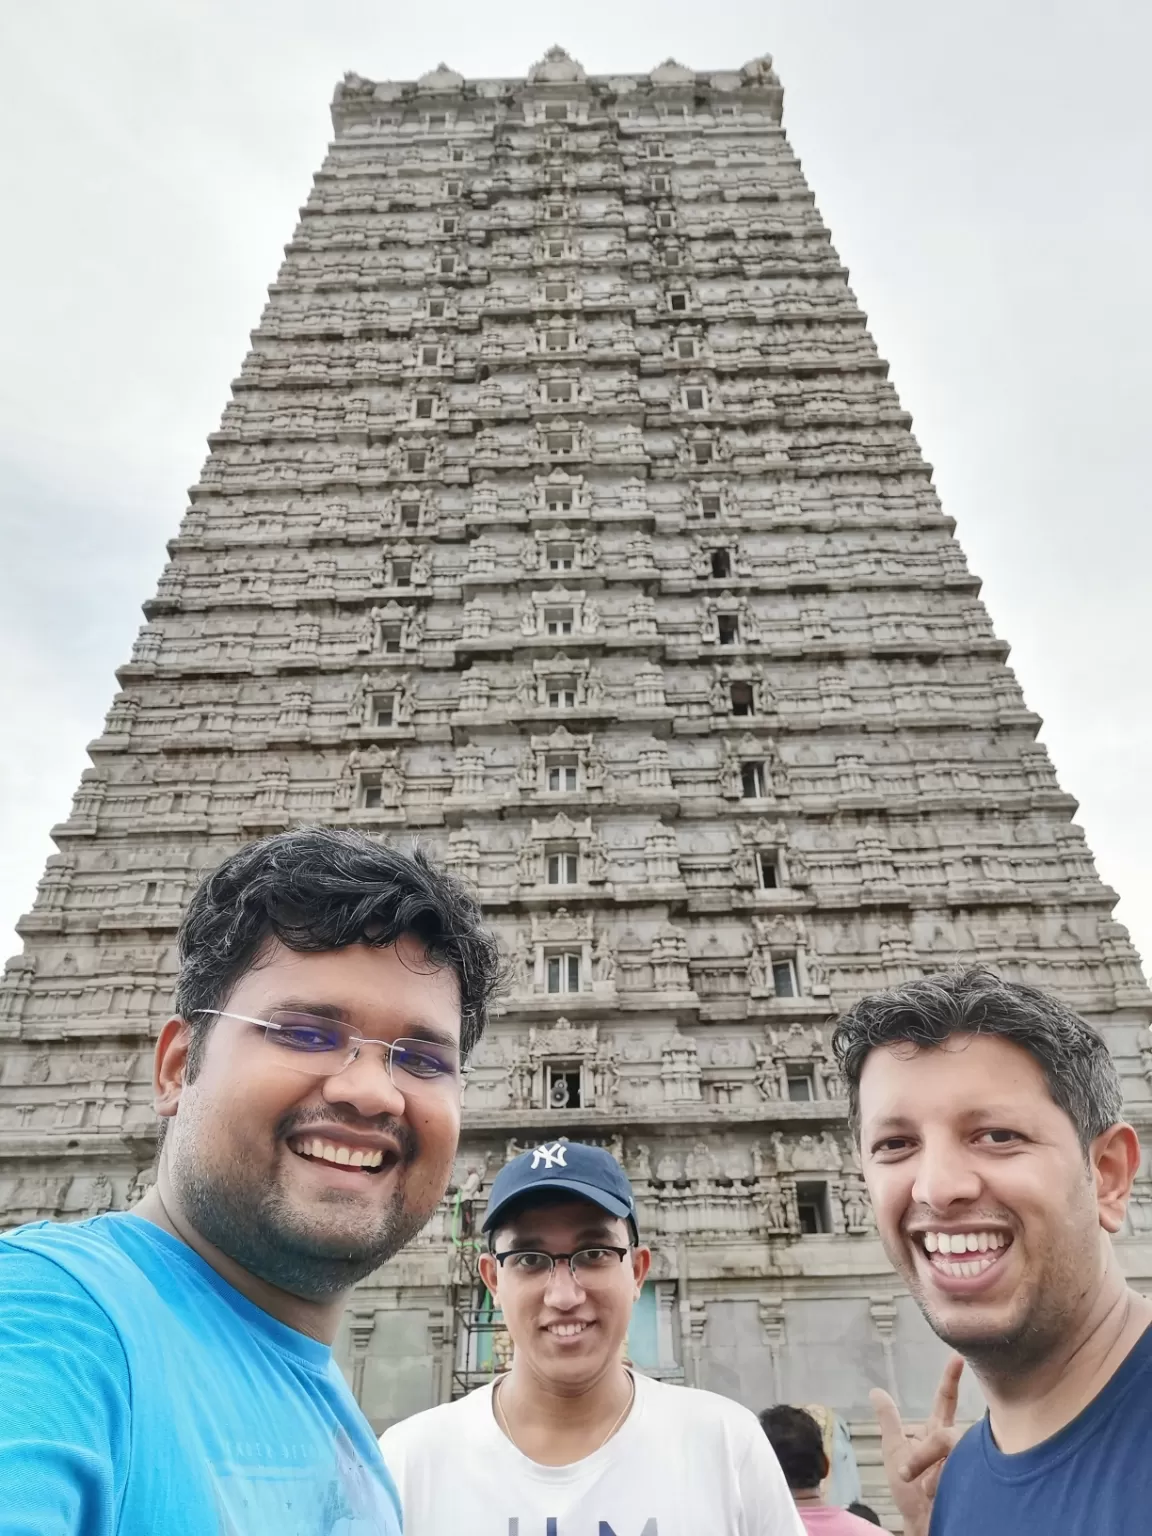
[493, 1246, 632, 1283]
[194, 1009, 463, 1088]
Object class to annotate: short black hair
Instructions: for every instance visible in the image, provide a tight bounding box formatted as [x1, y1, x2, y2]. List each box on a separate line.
[174, 826, 502, 1078]
[831, 967, 1124, 1154]
[848, 1503, 882, 1526]
[758, 1404, 826, 1491]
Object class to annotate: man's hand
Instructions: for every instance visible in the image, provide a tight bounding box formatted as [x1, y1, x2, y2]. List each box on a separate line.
[870, 1354, 964, 1536]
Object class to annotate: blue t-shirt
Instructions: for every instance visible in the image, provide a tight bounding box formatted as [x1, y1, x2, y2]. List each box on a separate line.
[0, 1212, 401, 1536]
[931, 1322, 1152, 1534]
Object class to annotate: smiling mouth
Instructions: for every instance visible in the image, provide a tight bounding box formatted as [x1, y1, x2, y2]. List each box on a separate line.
[915, 1229, 1013, 1281]
[545, 1321, 594, 1339]
[287, 1136, 396, 1174]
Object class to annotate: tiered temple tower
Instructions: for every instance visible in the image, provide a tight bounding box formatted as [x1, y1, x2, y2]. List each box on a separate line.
[3, 48, 1150, 1511]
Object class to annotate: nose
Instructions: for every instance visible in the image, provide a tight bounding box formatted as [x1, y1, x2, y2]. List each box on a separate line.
[910, 1133, 984, 1214]
[320, 1044, 408, 1120]
[542, 1260, 586, 1310]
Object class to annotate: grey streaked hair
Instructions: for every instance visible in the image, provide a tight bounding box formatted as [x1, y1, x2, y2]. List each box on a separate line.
[831, 967, 1125, 1151]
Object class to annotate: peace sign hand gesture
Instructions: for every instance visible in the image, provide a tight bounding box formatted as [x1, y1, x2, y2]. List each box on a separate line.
[870, 1354, 964, 1536]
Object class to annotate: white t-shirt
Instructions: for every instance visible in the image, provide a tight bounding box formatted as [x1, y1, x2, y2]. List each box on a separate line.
[379, 1370, 806, 1536]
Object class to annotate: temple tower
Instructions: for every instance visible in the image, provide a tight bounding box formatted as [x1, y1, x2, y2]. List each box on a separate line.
[3, 49, 1150, 1513]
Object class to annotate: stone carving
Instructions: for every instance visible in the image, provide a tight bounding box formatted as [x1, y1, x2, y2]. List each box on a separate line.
[5, 52, 1146, 1433]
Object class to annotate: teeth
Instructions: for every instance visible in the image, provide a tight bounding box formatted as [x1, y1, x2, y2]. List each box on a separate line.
[291, 1137, 387, 1171]
[548, 1322, 589, 1337]
[921, 1231, 1008, 1257]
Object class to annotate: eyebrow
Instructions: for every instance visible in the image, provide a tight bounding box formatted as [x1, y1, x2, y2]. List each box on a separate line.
[271, 1000, 458, 1049]
[865, 1106, 1035, 1135]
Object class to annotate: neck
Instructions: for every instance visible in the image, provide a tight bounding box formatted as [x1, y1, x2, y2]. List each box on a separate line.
[133, 1166, 347, 1345]
[792, 1487, 825, 1506]
[497, 1358, 634, 1466]
[975, 1264, 1152, 1454]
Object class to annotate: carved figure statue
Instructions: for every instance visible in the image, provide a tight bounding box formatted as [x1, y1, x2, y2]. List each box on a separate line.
[753, 1043, 780, 1100]
[593, 931, 616, 984]
[591, 1043, 618, 1106]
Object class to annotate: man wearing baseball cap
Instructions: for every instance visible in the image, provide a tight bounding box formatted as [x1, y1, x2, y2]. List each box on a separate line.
[379, 1140, 803, 1534]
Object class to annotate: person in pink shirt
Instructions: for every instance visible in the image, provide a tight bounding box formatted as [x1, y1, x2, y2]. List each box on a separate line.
[760, 1406, 893, 1535]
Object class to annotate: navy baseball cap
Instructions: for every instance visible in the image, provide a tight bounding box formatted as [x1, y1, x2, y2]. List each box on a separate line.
[482, 1141, 639, 1239]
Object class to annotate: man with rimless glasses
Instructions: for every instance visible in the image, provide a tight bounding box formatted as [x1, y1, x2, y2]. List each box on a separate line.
[380, 1140, 804, 1535]
[0, 826, 501, 1536]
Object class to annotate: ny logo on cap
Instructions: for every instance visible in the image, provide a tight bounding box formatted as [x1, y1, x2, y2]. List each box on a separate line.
[531, 1142, 567, 1170]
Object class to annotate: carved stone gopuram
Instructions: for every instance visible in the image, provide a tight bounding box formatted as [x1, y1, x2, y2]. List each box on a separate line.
[3, 48, 1150, 1513]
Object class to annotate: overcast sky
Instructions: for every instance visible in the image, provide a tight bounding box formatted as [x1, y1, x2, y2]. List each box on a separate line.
[0, 1, 1148, 976]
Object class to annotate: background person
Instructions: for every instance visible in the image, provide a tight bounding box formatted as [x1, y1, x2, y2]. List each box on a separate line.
[0, 827, 501, 1536]
[846, 1505, 882, 1527]
[833, 967, 1152, 1536]
[759, 1405, 892, 1534]
[380, 1140, 805, 1535]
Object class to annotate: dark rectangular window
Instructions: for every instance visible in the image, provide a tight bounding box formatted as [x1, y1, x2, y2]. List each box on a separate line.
[546, 953, 581, 992]
[772, 958, 797, 996]
[787, 1070, 815, 1103]
[742, 762, 766, 799]
[730, 681, 754, 716]
[796, 1180, 830, 1234]
[547, 1062, 582, 1108]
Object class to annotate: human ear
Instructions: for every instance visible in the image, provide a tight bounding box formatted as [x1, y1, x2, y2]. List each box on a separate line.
[478, 1251, 500, 1300]
[1092, 1122, 1141, 1234]
[630, 1244, 652, 1297]
[154, 1017, 192, 1120]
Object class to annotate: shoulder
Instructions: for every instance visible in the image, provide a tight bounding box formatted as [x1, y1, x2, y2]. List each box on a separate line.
[379, 1384, 492, 1464]
[933, 1419, 987, 1506]
[2, 1212, 138, 1269]
[1, 1219, 121, 1303]
[638, 1375, 764, 1439]
[0, 1218, 130, 1353]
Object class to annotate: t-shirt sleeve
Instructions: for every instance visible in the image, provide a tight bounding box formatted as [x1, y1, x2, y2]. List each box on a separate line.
[736, 1419, 808, 1536]
[0, 1242, 132, 1536]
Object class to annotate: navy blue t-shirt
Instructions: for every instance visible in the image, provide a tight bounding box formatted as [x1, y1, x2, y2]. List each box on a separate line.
[931, 1323, 1152, 1534]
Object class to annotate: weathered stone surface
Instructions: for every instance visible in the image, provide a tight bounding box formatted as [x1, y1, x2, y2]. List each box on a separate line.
[3, 53, 1149, 1516]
